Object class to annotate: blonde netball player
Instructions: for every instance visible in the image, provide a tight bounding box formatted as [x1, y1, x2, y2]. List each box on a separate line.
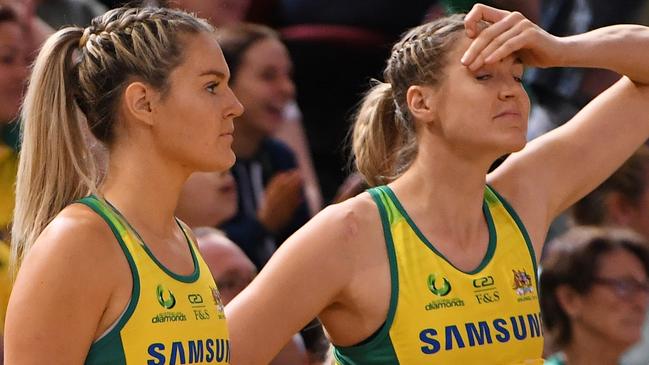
[5, 7, 243, 364]
[226, 3, 649, 364]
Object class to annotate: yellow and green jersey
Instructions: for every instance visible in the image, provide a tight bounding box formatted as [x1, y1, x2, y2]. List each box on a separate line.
[333, 185, 544, 364]
[78, 195, 230, 365]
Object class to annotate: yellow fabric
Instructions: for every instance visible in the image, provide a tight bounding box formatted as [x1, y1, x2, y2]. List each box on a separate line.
[0, 144, 17, 235]
[118, 230, 230, 364]
[334, 185, 544, 364]
[388, 186, 543, 364]
[0, 240, 11, 332]
[82, 196, 230, 364]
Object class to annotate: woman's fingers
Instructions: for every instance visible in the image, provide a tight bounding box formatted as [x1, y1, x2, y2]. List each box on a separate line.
[464, 3, 510, 38]
[462, 11, 525, 66]
[468, 20, 533, 69]
[484, 31, 532, 65]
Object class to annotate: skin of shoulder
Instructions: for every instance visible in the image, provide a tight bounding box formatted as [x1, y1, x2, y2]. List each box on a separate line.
[227, 191, 390, 364]
[5, 203, 132, 364]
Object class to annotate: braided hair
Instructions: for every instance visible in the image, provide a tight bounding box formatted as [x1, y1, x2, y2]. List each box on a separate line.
[351, 14, 466, 186]
[12, 6, 212, 275]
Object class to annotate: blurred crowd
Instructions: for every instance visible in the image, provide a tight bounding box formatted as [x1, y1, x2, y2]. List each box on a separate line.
[2, 0, 649, 364]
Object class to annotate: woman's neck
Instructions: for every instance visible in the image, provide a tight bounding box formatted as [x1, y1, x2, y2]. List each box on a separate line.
[389, 141, 492, 254]
[100, 144, 188, 240]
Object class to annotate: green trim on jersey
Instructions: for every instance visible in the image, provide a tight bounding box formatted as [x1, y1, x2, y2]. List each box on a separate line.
[383, 185, 497, 274]
[333, 185, 544, 365]
[487, 186, 540, 292]
[78, 195, 230, 365]
[78, 196, 140, 365]
[102, 198, 200, 283]
[333, 188, 400, 364]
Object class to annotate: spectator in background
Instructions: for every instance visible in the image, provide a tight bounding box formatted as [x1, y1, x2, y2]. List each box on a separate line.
[0, 5, 27, 240]
[540, 227, 649, 365]
[225, 3, 649, 363]
[195, 227, 310, 365]
[172, 0, 324, 214]
[569, 145, 649, 365]
[216, 23, 310, 270]
[195, 227, 256, 304]
[176, 170, 238, 228]
[249, 0, 438, 203]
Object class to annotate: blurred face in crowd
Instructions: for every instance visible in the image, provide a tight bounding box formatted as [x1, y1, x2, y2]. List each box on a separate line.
[562, 248, 649, 350]
[0, 20, 28, 124]
[171, 0, 250, 26]
[176, 170, 238, 227]
[197, 232, 256, 304]
[232, 37, 295, 136]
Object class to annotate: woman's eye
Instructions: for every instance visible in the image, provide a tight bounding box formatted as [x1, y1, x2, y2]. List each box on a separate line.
[476, 74, 491, 81]
[514, 76, 524, 83]
[206, 83, 219, 93]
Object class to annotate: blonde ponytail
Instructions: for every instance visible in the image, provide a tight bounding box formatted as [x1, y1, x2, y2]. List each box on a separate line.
[352, 81, 418, 187]
[11, 27, 100, 276]
[351, 14, 467, 186]
[11, 7, 213, 277]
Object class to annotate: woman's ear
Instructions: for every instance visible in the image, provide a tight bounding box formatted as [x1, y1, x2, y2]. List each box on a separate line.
[406, 84, 438, 124]
[555, 284, 584, 319]
[122, 81, 158, 127]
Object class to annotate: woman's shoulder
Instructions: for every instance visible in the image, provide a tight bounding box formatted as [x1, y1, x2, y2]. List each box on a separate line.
[300, 191, 380, 246]
[23, 202, 125, 277]
[44, 202, 117, 246]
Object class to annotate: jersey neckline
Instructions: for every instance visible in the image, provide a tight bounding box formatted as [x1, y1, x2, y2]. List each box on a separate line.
[379, 185, 497, 275]
[97, 195, 201, 283]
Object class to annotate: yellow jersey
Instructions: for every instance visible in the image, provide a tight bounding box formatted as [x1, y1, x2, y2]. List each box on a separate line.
[333, 185, 544, 364]
[0, 143, 17, 236]
[79, 195, 230, 365]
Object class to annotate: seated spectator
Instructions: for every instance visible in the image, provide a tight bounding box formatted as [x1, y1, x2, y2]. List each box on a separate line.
[195, 227, 309, 365]
[176, 170, 238, 228]
[540, 227, 649, 365]
[569, 145, 649, 365]
[216, 23, 310, 269]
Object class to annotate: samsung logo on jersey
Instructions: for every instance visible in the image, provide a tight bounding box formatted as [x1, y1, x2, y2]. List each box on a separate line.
[419, 313, 542, 354]
[147, 338, 230, 364]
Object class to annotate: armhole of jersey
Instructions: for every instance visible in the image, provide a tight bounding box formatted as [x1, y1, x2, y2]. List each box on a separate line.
[333, 187, 399, 363]
[76, 197, 141, 350]
[485, 186, 539, 289]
